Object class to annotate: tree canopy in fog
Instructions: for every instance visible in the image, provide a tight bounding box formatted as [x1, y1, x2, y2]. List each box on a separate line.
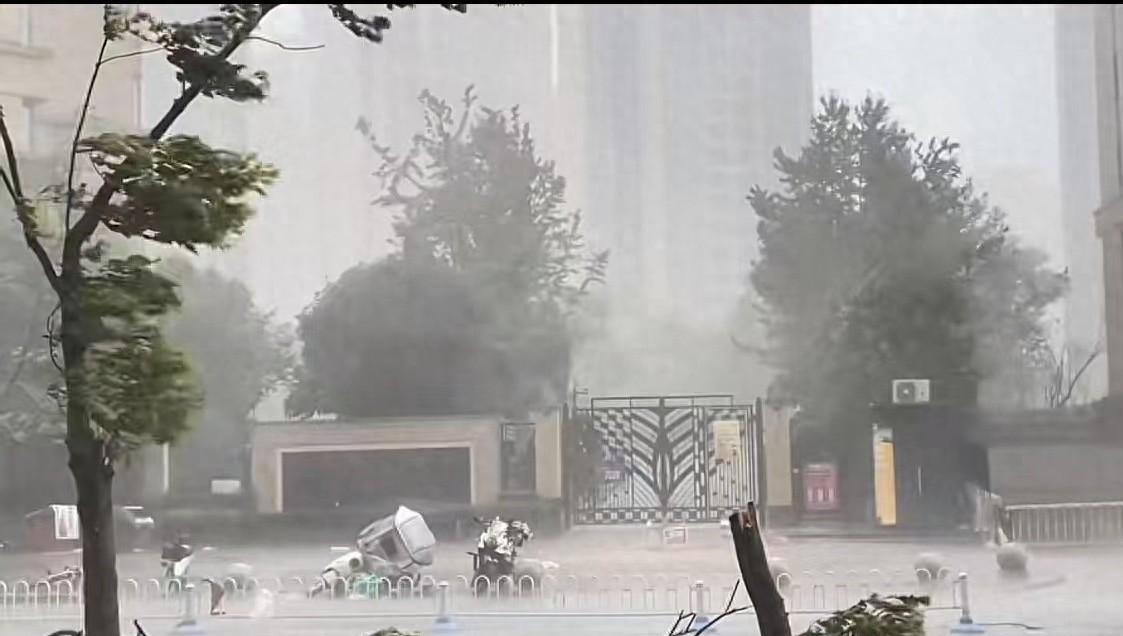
[164, 263, 291, 495]
[748, 96, 1067, 425]
[0, 225, 60, 442]
[289, 89, 606, 418]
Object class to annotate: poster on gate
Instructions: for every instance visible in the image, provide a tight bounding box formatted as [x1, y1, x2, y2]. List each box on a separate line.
[52, 504, 79, 541]
[712, 419, 742, 464]
[601, 461, 626, 482]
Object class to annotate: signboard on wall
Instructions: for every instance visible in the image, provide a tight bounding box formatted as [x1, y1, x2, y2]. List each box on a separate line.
[803, 462, 839, 512]
[712, 419, 742, 464]
[601, 462, 626, 482]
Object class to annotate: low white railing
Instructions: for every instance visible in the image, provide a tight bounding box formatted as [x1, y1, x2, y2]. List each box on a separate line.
[0, 568, 964, 619]
[1007, 501, 1123, 544]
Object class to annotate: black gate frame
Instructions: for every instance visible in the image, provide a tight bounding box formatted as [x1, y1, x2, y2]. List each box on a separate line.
[565, 394, 765, 525]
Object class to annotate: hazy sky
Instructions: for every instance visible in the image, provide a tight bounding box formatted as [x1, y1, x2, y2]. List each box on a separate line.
[813, 4, 1064, 262]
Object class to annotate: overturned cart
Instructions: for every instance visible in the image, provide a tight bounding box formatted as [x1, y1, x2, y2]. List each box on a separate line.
[309, 505, 437, 598]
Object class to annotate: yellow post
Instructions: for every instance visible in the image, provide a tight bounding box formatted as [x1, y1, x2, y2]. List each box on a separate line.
[873, 427, 897, 526]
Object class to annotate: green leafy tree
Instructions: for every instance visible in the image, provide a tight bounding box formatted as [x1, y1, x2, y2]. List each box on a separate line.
[291, 88, 606, 418]
[164, 263, 292, 498]
[746, 97, 1066, 514]
[0, 5, 470, 634]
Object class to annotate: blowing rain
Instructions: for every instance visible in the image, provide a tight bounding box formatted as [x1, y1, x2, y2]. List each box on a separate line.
[0, 4, 1119, 636]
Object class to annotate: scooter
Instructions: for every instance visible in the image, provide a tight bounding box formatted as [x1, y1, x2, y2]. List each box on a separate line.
[308, 505, 437, 599]
[160, 534, 195, 582]
[308, 549, 374, 598]
[467, 517, 533, 591]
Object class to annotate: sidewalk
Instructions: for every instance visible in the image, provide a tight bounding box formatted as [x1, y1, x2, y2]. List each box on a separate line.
[773, 521, 982, 543]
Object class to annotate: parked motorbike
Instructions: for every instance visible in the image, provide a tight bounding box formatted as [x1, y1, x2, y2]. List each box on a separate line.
[160, 534, 195, 582]
[308, 505, 437, 599]
[467, 516, 533, 592]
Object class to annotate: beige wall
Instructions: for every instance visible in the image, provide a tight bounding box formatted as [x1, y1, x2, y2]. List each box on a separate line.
[534, 411, 563, 500]
[251, 413, 563, 513]
[762, 403, 794, 508]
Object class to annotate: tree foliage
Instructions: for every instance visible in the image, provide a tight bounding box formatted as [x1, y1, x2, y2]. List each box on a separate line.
[78, 134, 277, 249]
[748, 96, 1067, 423]
[292, 88, 606, 418]
[370, 87, 607, 313]
[77, 254, 200, 451]
[165, 263, 292, 423]
[0, 225, 61, 442]
[163, 263, 292, 494]
[2, 5, 475, 635]
[800, 595, 928, 636]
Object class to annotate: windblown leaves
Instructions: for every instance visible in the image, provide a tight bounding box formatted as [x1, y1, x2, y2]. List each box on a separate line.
[78, 134, 276, 250]
[75, 256, 201, 451]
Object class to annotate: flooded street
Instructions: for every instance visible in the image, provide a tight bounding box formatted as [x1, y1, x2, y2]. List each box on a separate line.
[4, 527, 1121, 635]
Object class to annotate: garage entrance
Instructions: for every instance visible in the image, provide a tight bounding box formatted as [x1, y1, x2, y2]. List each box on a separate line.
[281, 446, 471, 512]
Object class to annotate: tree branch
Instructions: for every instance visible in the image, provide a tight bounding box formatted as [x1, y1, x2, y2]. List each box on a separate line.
[245, 35, 324, 51]
[1058, 346, 1102, 408]
[64, 4, 281, 266]
[65, 36, 109, 234]
[666, 581, 748, 636]
[99, 47, 164, 65]
[0, 166, 16, 203]
[1, 113, 62, 292]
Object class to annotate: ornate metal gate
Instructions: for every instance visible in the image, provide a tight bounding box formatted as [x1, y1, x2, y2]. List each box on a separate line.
[569, 395, 762, 524]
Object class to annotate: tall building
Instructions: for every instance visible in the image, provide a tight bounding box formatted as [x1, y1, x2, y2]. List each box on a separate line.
[1056, 4, 1108, 401]
[0, 4, 143, 190]
[1093, 5, 1123, 399]
[563, 5, 813, 396]
[141, 5, 812, 400]
[567, 5, 813, 323]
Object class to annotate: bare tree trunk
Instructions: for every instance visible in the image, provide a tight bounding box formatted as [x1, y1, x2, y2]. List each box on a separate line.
[729, 504, 791, 636]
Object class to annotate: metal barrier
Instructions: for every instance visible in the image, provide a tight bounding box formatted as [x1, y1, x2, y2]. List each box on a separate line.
[1007, 501, 1123, 544]
[0, 569, 966, 619]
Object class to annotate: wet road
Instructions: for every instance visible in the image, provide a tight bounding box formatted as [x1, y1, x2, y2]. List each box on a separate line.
[3, 526, 1121, 635]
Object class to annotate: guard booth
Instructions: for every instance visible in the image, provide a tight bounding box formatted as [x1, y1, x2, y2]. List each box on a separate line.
[871, 403, 988, 531]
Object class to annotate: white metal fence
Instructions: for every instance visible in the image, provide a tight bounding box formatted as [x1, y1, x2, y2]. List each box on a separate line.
[1007, 501, 1123, 544]
[0, 569, 966, 620]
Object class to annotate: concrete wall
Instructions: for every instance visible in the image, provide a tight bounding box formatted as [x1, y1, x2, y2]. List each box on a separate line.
[534, 412, 563, 500]
[251, 413, 562, 513]
[1094, 5, 1123, 397]
[989, 443, 1123, 504]
[762, 403, 794, 518]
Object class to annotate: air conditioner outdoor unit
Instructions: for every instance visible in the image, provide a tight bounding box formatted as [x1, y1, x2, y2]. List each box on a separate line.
[892, 379, 930, 405]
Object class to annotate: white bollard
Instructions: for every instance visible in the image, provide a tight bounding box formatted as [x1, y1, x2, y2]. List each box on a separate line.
[172, 583, 205, 635]
[949, 573, 984, 634]
[432, 580, 458, 632]
[691, 580, 715, 633]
